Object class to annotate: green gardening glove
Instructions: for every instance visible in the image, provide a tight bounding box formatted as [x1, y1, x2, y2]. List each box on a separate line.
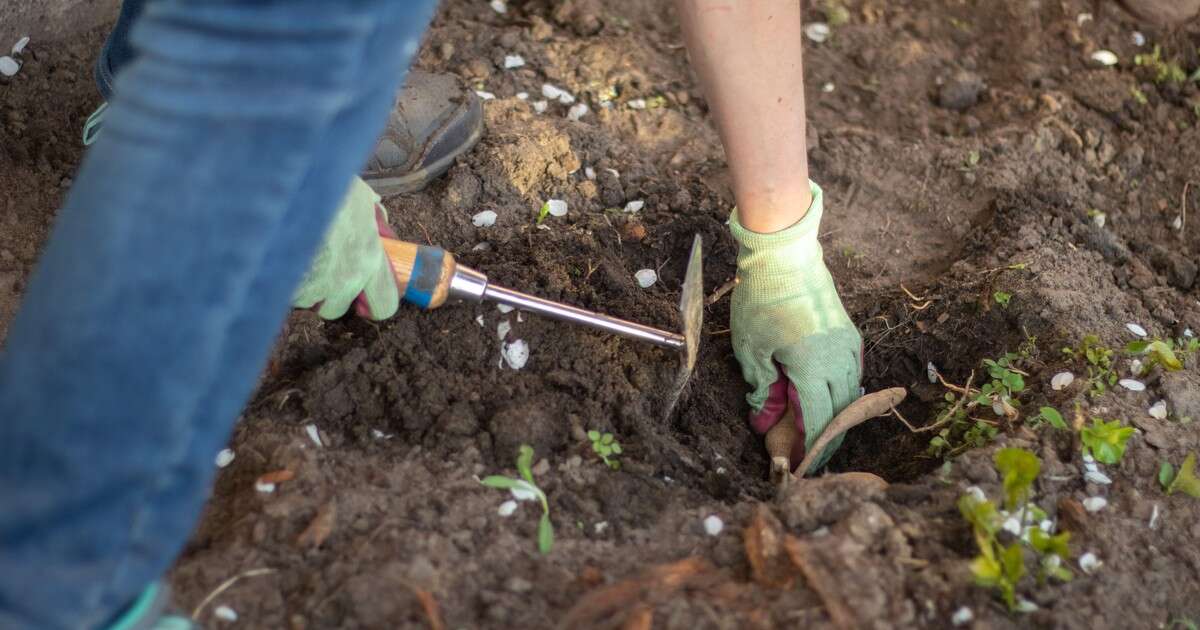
[292, 177, 400, 320]
[730, 180, 863, 473]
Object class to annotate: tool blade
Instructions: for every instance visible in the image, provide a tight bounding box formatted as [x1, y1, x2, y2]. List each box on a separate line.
[679, 234, 704, 372]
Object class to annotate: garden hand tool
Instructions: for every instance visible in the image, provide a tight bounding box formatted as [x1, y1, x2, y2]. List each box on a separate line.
[380, 235, 704, 366]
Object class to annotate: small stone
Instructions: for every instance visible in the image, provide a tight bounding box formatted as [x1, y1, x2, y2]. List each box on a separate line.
[1090, 50, 1119, 66]
[1149, 400, 1168, 419]
[620, 221, 647, 242]
[951, 607, 974, 626]
[214, 605, 238, 622]
[623, 200, 644, 213]
[516, 91, 528, 100]
[497, 500, 518, 517]
[803, 23, 831, 43]
[634, 269, 657, 288]
[255, 481, 276, 494]
[489, 0, 507, 14]
[938, 71, 985, 110]
[567, 103, 589, 121]
[584, 167, 596, 180]
[703, 515, 724, 536]
[472, 210, 498, 227]
[1084, 470, 1112, 485]
[1083, 497, 1107, 512]
[627, 98, 647, 110]
[1126, 322, 1148, 337]
[1079, 552, 1102, 574]
[305, 423, 323, 447]
[1119, 379, 1146, 392]
[1132, 31, 1146, 46]
[503, 54, 525, 68]
[1051, 372, 1075, 390]
[474, 90, 496, 100]
[594, 521, 608, 534]
[497, 304, 514, 314]
[215, 448, 235, 468]
[501, 339, 529, 370]
[821, 82, 835, 93]
[532, 100, 548, 114]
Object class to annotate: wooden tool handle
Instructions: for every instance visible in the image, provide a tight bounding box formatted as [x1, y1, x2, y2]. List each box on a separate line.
[380, 238, 458, 309]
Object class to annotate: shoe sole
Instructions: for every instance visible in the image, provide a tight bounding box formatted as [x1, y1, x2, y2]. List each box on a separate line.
[363, 112, 485, 197]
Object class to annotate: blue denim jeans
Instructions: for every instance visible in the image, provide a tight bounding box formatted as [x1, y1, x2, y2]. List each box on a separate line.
[0, 1, 437, 627]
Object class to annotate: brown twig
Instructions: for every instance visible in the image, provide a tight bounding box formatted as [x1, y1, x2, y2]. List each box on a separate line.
[406, 584, 446, 630]
[706, 277, 739, 306]
[414, 219, 433, 246]
[191, 568, 276, 620]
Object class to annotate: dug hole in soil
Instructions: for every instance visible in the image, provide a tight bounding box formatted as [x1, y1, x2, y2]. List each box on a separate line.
[3, 0, 1200, 628]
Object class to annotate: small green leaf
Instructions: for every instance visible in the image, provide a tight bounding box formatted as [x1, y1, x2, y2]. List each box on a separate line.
[993, 291, 1012, 308]
[537, 513, 555, 554]
[587, 430, 600, 441]
[517, 444, 535, 483]
[1029, 527, 1071, 560]
[995, 448, 1041, 510]
[601, 433, 614, 445]
[1039, 406, 1067, 430]
[480, 475, 520, 490]
[1148, 340, 1184, 371]
[1167, 453, 1200, 498]
[970, 553, 1002, 585]
[1159, 461, 1176, 490]
[1081, 418, 1135, 465]
[1003, 371, 1025, 392]
[536, 202, 551, 224]
[1125, 340, 1151, 354]
[611, 443, 622, 455]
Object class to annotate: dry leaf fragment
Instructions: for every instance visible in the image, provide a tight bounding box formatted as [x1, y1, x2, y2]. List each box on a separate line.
[296, 501, 337, 547]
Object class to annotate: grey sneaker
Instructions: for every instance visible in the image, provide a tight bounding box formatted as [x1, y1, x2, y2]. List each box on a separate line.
[362, 70, 484, 196]
[83, 70, 483, 197]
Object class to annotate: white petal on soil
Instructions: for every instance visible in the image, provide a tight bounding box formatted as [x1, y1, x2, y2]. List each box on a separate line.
[497, 500, 518, 517]
[532, 100, 548, 114]
[516, 91, 529, 100]
[472, 210, 498, 227]
[1119, 378, 1146, 392]
[624, 200, 645, 213]
[215, 448, 235, 468]
[1002, 517, 1022, 536]
[1092, 212, 1106, 228]
[541, 83, 564, 100]
[1076, 12, 1093, 25]
[1149, 400, 1168, 419]
[635, 269, 658, 288]
[502, 339, 529, 369]
[472, 241, 491, 251]
[1079, 552, 1102, 574]
[628, 98, 647, 110]
[1084, 461, 1099, 474]
[1132, 31, 1146, 46]
[804, 22, 831, 43]
[545, 199, 568, 217]
[489, 0, 507, 13]
[951, 607, 974, 626]
[497, 304, 515, 314]
[255, 481, 276, 494]
[1172, 215, 1183, 230]
[703, 515, 724, 536]
[509, 479, 539, 501]
[497, 320, 512, 340]
[1090, 50, 1119, 66]
[927, 362, 939, 384]
[1129, 359, 1143, 375]
[11, 36, 30, 56]
[1082, 496, 1107, 512]
[0, 56, 20, 77]
[1126, 322, 1148, 337]
[1040, 519, 1055, 533]
[1149, 503, 1160, 529]
[214, 605, 238, 622]
[475, 315, 485, 327]
[503, 54, 525, 68]
[1082, 451, 1095, 464]
[1084, 470, 1112, 485]
[305, 423, 323, 447]
[1015, 599, 1039, 613]
[594, 521, 609, 534]
[605, 168, 620, 179]
[372, 429, 393, 439]
[1185, 328, 1195, 338]
[965, 486, 987, 502]
[475, 90, 496, 100]
[567, 103, 589, 121]
[821, 82, 836, 93]
[585, 166, 596, 180]
[1051, 371, 1075, 390]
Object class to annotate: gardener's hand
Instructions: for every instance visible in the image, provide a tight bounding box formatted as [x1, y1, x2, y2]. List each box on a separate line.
[292, 177, 400, 320]
[730, 181, 862, 472]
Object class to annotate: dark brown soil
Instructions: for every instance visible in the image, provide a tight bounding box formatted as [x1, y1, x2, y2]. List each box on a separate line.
[3, 1, 1200, 628]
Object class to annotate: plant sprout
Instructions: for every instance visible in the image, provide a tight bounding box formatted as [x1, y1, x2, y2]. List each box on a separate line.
[587, 430, 622, 470]
[480, 444, 554, 554]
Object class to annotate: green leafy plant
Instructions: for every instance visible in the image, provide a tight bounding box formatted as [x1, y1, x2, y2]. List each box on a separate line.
[993, 291, 1012, 309]
[587, 430, 622, 470]
[1134, 45, 1189, 84]
[1080, 418, 1135, 465]
[1160, 452, 1200, 498]
[480, 445, 555, 554]
[1063, 336, 1118, 397]
[536, 201, 552, 225]
[977, 353, 1026, 418]
[1126, 338, 1186, 377]
[959, 449, 1071, 611]
[1028, 406, 1068, 431]
[927, 391, 998, 459]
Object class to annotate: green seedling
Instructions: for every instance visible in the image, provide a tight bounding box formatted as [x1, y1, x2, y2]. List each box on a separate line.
[927, 391, 998, 459]
[1134, 45, 1189, 84]
[1028, 406, 1068, 431]
[1080, 418, 1135, 465]
[1126, 338, 1186, 377]
[822, 0, 851, 25]
[480, 444, 555, 554]
[977, 353, 1026, 418]
[536, 201, 552, 225]
[1160, 453, 1200, 498]
[1130, 87, 1149, 106]
[960, 150, 981, 170]
[960, 448, 1072, 611]
[1063, 335, 1118, 397]
[587, 430, 622, 470]
[993, 291, 1012, 309]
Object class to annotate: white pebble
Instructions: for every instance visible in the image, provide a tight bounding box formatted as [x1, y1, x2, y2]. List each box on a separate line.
[545, 199, 568, 217]
[594, 521, 608, 534]
[703, 515, 724, 536]
[1172, 215, 1183, 230]
[215, 448, 235, 468]
[623, 200, 644, 213]
[567, 103, 589, 121]
[1051, 371, 1075, 391]
[541, 83, 570, 103]
[0, 56, 20, 77]
[1119, 379, 1146, 392]
[605, 168, 620, 179]
[502, 339, 529, 369]
[1090, 50, 1119, 66]
[965, 486, 987, 502]
[475, 90, 496, 100]
[497, 304, 514, 314]
[1126, 322, 1148, 337]
[1015, 599, 1039, 613]
[497, 500, 518, 517]
[1092, 212, 1106, 228]
[584, 167, 596, 180]
[516, 91, 529, 100]
[11, 36, 30, 56]
[821, 82, 836, 93]
[1149, 503, 1160, 529]
[1149, 400, 1168, 419]
[1002, 517, 1022, 536]
[634, 269, 658, 288]
[1077, 12, 1093, 25]
[627, 98, 647, 110]
[497, 320, 512, 340]
[1084, 470, 1112, 485]
[214, 605, 238, 622]
[472, 210, 498, 227]
[305, 423, 323, 448]
[1132, 31, 1146, 46]
[489, 0, 507, 14]
[927, 362, 939, 384]
[255, 481, 276, 494]
[475, 315, 485, 328]
[1079, 552, 1102, 574]
[804, 22, 831, 43]
[1083, 497, 1107, 512]
[951, 607, 974, 626]
[1129, 358, 1144, 375]
[503, 54, 525, 69]
[532, 100, 548, 114]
